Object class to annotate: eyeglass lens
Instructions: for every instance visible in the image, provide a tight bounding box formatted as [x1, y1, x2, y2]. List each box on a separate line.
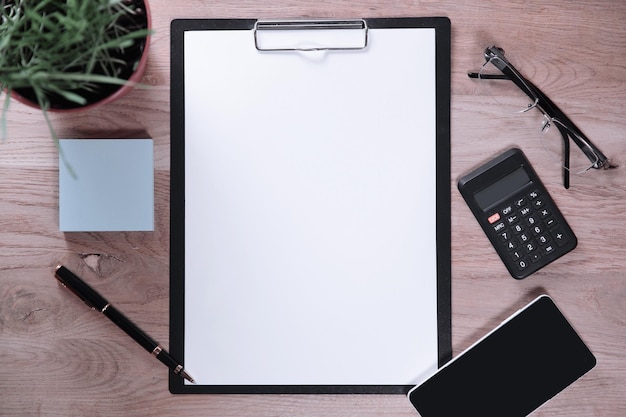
[539, 118, 599, 174]
[477, 57, 537, 114]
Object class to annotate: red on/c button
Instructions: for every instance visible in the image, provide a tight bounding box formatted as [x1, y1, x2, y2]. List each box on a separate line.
[488, 213, 501, 224]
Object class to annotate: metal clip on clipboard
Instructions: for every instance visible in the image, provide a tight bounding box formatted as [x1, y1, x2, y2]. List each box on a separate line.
[254, 19, 368, 51]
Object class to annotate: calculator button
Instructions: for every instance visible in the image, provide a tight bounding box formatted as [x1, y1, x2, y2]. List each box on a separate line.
[493, 222, 506, 232]
[523, 241, 537, 253]
[545, 217, 557, 228]
[516, 259, 529, 271]
[529, 251, 542, 263]
[488, 213, 501, 224]
[543, 244, 556, 255]
[506, 240, 518, 251]
[528, 190, 540, 200]
[515, 197, 526, 207]
[537, 234, 550, 245]
[552, 227, 568, 247]
[520, 206, 532, 217]
[532, 198, 545, 209]
[512, 223, 524, 234]
[518, 233, 531, 243]
[539, 208, 550, 218]
[531, 224, 543, 236]
[510, 250, 523, 261]
[499, 230, 512, 242]
[507, 214, 519, 225]
[525, 216, 538, 226]
[502, 205, 514, 216]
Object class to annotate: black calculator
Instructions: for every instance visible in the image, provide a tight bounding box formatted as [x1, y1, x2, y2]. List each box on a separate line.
[458, 148, 577, 279]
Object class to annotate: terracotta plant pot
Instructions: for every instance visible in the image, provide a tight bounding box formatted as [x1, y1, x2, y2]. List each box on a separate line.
[10, 0, 151, 113]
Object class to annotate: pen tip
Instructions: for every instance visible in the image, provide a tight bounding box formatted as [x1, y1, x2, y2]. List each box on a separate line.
[180, 369, 196, 384]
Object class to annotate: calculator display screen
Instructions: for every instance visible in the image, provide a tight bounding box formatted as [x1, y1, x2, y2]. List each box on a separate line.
[474, 167, 531, 210]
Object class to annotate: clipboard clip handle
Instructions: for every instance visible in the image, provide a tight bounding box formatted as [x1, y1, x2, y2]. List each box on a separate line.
[254, 19, 368, 51]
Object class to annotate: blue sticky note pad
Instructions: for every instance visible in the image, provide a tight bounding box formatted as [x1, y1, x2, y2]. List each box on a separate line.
[59, 139, 154, 232]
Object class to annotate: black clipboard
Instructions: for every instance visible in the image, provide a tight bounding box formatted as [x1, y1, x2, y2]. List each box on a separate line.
[170, 17, 451, 394]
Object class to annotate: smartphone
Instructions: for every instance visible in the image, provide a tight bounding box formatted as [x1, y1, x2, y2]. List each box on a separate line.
[407, 295, 596, 417]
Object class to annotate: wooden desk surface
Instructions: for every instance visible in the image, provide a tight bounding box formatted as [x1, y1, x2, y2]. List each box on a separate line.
[1, 1, 624, 416]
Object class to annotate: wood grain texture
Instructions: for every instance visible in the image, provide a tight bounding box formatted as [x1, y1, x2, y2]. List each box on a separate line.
[1, 1, 625, 416]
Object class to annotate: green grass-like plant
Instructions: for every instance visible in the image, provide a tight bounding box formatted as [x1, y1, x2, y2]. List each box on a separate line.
[0, 0, 151, 141]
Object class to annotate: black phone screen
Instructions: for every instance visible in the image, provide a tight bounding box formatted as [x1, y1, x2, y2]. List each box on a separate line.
[408, 296, 596, 417]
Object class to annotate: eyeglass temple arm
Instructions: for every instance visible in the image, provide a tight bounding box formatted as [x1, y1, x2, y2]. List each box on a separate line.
[555, 124, 571, 189]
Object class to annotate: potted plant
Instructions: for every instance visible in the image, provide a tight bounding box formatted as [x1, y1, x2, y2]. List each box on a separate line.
[0, 0, 152, 140]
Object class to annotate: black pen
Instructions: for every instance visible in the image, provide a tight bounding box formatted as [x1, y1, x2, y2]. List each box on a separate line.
[54, 264, 195, 384]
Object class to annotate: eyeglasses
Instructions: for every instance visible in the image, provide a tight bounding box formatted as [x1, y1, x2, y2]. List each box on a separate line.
[468, 46, 612, 189]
